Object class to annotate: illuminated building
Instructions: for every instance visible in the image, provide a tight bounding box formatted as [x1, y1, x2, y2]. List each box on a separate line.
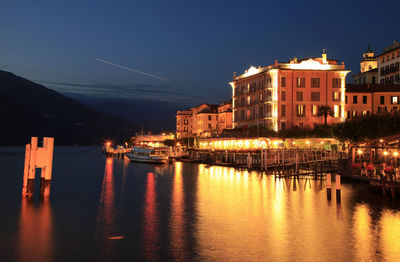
[229, 51, 350, 131]
[345, 84, 400, 117]
[351, 45, 378, 85]
[176, 101, 232, 138]
[176, 110, 192, 139]
[377, 40, 400, 84]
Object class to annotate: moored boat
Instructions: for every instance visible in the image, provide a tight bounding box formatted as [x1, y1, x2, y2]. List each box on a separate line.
[126, 146, 169, 164]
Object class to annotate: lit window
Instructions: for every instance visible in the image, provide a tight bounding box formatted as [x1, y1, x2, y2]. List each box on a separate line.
[297, 105, 305, 117]
[296, 77, 305, 87]
[392, 96, 398, 104]
[312, 105, 319, 116]
[334, 105, 339, 118]
[333, 92, 340, 101]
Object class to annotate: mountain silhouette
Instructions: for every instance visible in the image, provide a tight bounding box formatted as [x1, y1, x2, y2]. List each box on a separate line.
[0, 70, 136, 145]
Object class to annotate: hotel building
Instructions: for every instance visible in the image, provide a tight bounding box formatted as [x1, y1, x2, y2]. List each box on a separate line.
[345, 84, 400, 117]
[229, 51, 350, 131]
[176, 101, 232, 138]
[377, 40, 400, 84]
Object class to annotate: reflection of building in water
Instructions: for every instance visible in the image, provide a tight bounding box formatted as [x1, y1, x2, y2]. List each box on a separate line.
[95, 158, 120, 251]
[169, 162, 186, 260]
[142, 172, 159, 261]
[18, 198, 53, 262]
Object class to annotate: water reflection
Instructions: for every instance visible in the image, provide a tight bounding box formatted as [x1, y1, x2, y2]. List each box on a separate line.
[380, 210, 400, 261]
[17, 198, 53, 262]
[169, 162, 186, 260]
[95, 157, 121, 253]
[142, 172, 159, 261]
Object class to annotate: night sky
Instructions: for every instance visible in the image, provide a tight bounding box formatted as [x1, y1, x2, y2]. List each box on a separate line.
[1, 0, 399, 122]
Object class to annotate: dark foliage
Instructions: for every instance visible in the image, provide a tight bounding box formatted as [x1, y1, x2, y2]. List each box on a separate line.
[333, 113, 400, 142]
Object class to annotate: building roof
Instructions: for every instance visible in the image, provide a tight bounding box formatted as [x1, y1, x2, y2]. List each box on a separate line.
[377, 40, 400, 57]
[197, 105, 218, 114]
[350, 68, 378, 78]
[346, 84, 400, 93]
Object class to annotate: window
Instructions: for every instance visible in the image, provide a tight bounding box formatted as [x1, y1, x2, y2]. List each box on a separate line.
[311, 92, 320, 101]
[362, 111, 368, 116]
[208, 123, 212, 128]
[184, 119, 188, 124]
[281, 105, 286, 117]
[391, 96, 398, 104]
[281, 77, 286, 87]
[259, 106, 263, 118]
[297, 105, 305, 117]
[380, 96, 385, 105]
[333, 78, 341, 88]
[345, 95, 348, 104]
[311, 78, 320, 88]
[363, 96, 367, 104]
[281, 91, 286, 101]
[208, 115, 212, 120]
[372, 77, 376, 84]
[312, 105, 319, 116]
[281, 122, 286, 130]
[184, 126, 188, 131]
[334, 105, 339, 118]
[353, 96, 358, 104]
[333, 92, 340, 101]
[296, 77, 305, 87]
[352, 111, 357, 117]
[296, 91, 303, 101]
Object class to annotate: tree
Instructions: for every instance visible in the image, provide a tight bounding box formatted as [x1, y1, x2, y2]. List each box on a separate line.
[318, 105, 333, 126]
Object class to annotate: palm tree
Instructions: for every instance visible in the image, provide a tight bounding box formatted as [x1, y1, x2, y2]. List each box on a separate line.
[318, 105, 333, 126]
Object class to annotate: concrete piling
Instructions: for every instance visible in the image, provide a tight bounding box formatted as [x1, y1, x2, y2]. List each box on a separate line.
[22, 137, 54, 198]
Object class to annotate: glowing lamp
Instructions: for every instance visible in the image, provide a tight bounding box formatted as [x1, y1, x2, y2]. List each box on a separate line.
[357, 149, 363, 155]
[394, 152, 399, 157]
[383, 151, 388, 156]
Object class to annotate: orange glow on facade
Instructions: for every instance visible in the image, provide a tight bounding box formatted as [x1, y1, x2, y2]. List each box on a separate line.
[231, 52, 350, 130]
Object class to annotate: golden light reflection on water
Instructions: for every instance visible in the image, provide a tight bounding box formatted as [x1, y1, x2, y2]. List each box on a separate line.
[17, 198, 53, 262]
[195, 165, 357, 261]
[95, 157, 122, 252]
[352, 204, 375, 261]
[169, 162, 186, 260]
[142, 172, 159, 261]
[380, 210, 400, 261]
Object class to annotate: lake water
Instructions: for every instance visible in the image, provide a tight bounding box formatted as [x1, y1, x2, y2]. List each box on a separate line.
[1, 147, 400, 261]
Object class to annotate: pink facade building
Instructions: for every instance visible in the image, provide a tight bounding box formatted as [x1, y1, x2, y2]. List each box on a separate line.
[176, 101, 233, 138]
[229, 51, 350, 131]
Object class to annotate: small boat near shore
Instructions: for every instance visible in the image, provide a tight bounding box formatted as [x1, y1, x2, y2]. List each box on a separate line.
[126, 146, 169, 164]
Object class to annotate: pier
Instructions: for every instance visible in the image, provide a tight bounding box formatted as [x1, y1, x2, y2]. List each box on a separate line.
[187, 149, 345, 177]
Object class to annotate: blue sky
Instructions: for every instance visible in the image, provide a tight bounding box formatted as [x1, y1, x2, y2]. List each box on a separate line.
[1, 0, 399, 107]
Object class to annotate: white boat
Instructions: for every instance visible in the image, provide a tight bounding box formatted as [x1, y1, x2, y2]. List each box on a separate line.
[126, 146, 169, 164]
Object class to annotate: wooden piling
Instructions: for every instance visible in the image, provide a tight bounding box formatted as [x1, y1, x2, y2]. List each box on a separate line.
[336, 174, 341, 202]
[326, 173, 331, 200]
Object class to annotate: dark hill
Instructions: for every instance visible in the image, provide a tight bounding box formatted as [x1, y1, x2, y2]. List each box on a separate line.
[0, 70, 136, 146]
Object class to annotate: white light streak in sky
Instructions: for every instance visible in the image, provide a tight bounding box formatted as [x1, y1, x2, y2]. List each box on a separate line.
[94, 57, 168, 82]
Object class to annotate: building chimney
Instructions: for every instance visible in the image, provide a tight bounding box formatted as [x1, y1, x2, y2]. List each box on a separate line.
[322, 49, 327, 64]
